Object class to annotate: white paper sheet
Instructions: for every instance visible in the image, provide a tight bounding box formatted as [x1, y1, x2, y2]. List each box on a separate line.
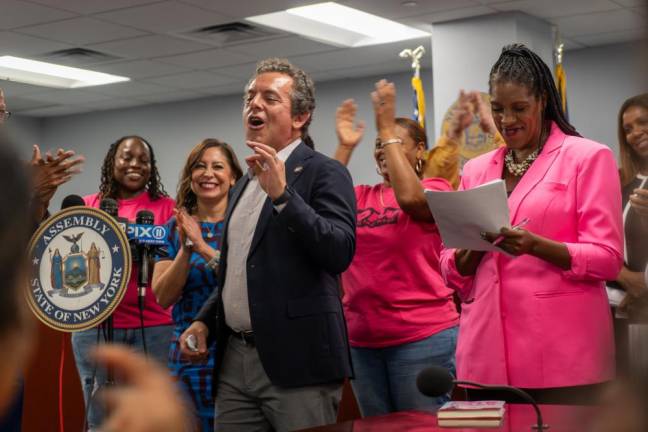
[425, 179, 510, 251]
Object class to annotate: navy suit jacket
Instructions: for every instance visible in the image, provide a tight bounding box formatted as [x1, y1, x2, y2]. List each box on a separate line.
[195, 142, 356, 388]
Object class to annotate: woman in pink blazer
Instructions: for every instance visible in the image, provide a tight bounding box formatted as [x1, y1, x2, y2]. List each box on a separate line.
[440, 44, 623, 404]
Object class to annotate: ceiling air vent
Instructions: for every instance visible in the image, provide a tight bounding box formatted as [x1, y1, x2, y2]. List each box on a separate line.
[178, 22, 280, 47]
[39, 48, 121, 66]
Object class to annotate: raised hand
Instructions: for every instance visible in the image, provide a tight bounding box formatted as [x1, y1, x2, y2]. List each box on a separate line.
[370, 79, 397, 139]
[471, 91, 497, 135]
[336, 99, 365, 149]
[245, 140, 286, 200]
[447, 90, 474, 141]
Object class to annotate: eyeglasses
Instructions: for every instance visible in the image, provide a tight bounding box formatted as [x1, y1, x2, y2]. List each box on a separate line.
[0, 110, 11, 121]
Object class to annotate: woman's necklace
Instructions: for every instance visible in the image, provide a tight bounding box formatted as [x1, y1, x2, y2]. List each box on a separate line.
[504, 148, 540, 176]
[202, 221, 216, 239]
[504, 126, 547, 177]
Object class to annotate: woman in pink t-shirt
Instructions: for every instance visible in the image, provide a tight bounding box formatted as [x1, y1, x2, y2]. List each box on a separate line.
[334, 81, 459, 416]
[71, 135, 175, 430]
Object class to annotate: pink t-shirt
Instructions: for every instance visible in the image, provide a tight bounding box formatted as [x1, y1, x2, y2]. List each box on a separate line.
[84, 192, 175, 328]
[342, 178, 459, 348]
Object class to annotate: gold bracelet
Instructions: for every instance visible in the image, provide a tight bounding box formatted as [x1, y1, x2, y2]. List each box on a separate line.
[379, 138, 402, 149]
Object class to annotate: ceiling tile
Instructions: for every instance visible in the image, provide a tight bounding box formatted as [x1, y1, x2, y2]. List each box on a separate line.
[403, 5, 496, 25]
[17, 17, 147, 45]
[196, 83, 246, 96]
[209, 62, 258, 79]
[155, 48, 253, 69]
[343, 0, 480, 19]
[147, 71, 237, 89]
[19, 105, 84, 117]
[491, 0, 620, 19]
[611, 0, 646, 6]
[92, 59, 191, 79]
[95, 0, 231, 33]
[0, 79, 48, 98]
[25, 0, 162, 14]
[177, 0, 321, 20]
[561, 37, 586, 50]
[550, 9, 645, 37]
[0, 0, 75, 30]
[232, 36, 336, 58]
[89, 34, 213, 59]
[78, 98, 148, 111]
[28, 89, 114, 105]
[289, 39, 431, 73]
[133, 89, 210, 103]
[572, 28, 647, 46]
[0, 31, 73, 56]
[88, 81, 170, 97]
[4, 95, 58, 112]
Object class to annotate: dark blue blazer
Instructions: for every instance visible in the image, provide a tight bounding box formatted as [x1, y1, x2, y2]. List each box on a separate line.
[195, 142, 356, 388]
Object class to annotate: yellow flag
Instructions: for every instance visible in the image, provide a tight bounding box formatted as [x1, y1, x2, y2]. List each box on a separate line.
[555, 63, 568, 119]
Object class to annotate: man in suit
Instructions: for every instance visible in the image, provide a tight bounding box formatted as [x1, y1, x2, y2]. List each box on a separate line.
[179, 58, 356, 431]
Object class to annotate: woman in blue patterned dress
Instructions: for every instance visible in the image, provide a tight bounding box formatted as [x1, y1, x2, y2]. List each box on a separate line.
[152, 139, 242, 431]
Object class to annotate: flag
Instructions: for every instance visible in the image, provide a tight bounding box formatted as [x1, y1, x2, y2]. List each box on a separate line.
[555, 62, 569, 120]
[411, 68, 427, 147]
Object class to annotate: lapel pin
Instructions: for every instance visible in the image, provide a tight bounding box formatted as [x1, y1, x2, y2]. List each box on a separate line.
[294, 166, 303, 174]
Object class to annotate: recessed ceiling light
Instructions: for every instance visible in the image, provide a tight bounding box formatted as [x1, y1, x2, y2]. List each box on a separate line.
[0, 56, 129, 89]
[246, 2, 429, 48]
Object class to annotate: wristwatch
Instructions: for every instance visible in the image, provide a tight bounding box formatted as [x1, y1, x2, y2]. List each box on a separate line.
[272, 187, 292, 206]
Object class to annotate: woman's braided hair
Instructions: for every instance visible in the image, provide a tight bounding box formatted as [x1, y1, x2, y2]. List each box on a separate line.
[489, 43, 580, 137]
[99, 135, 168, 200]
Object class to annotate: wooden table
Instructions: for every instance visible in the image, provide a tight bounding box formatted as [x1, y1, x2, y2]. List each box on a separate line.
[300, 404, 597, 431]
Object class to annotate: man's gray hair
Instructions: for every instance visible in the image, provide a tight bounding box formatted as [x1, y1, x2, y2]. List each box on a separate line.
[247, 58, 316, 148]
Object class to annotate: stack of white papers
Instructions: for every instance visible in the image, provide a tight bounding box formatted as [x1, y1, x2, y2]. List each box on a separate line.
[424, 179, 510, 251]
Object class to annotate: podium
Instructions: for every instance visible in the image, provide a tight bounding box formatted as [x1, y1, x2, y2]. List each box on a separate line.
[299, 404, 597, 432]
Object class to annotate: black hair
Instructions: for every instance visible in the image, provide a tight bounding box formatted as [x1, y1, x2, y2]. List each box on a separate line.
[489, 43, 580, 137]
[99, 135, 168, 200]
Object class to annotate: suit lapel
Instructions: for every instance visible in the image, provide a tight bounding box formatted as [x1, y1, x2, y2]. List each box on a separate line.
[507, 123, 565, 223]
[248, 142, 313, 256]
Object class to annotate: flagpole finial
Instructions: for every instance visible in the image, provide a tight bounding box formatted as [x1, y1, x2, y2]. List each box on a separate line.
[399, 45, 425, 72]
[555, 42, 564, 65]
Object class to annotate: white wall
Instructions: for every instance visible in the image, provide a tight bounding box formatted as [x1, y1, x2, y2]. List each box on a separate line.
[563, 41, 645, 155]
[3, 115, 43, 159]
[29, 69, 432, 209]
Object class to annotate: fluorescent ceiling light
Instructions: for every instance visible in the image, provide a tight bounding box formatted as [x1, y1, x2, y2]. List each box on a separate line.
[247, 2, 429, 48]
[0, 56, 129, 89]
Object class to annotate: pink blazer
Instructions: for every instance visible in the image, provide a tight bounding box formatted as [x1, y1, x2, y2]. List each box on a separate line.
[440, 123, 623, 388]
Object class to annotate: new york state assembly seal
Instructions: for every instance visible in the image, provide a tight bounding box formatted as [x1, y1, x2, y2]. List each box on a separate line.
[27, 206, 131, 332]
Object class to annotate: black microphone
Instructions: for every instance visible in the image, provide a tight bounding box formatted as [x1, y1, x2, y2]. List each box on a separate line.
[416, 366, 549, 430]
[100, 198, 129, 233]
[135, 210, 154, 310]
[61, 194, 85, 210]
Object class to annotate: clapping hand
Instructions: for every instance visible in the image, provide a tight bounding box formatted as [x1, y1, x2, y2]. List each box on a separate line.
[370, 79, 397, 139]
[447, 90, 474, 141]
[336, 99, 365, 149]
